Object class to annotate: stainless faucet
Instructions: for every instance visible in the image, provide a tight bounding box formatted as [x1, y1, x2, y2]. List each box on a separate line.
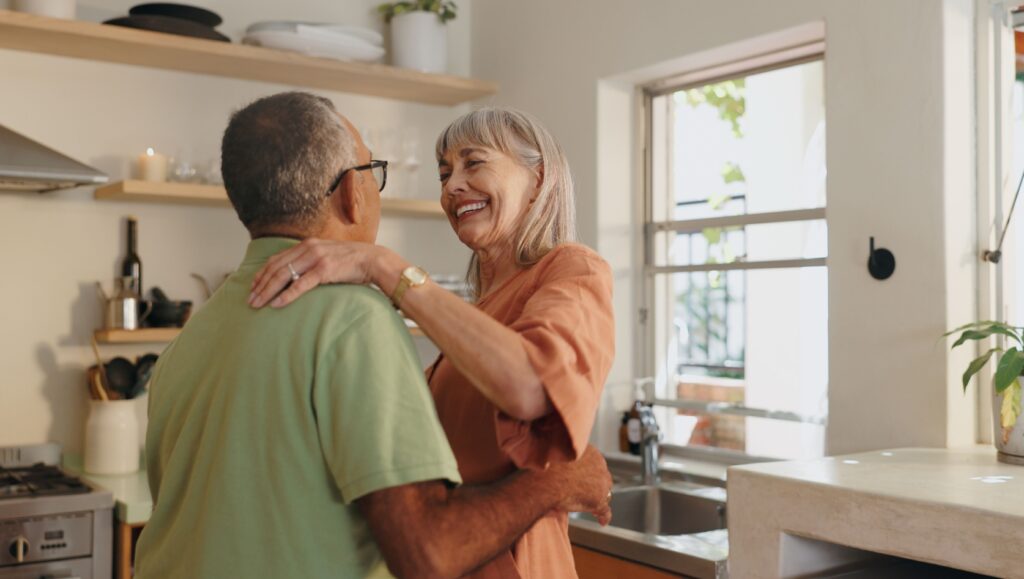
[637, 402, 660, 485]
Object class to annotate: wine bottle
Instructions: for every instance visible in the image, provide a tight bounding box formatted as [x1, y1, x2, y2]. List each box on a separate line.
[121, 217, 142, 296]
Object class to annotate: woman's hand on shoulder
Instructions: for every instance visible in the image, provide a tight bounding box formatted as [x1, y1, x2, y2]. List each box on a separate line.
[248, 239, 382, 308]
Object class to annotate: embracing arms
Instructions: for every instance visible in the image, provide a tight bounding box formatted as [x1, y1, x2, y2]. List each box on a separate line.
[249, 241, 553, 420]
[357, 446, 612, 579]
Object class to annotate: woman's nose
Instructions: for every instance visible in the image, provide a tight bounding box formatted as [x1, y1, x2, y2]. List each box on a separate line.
[443, 170, 467, 195]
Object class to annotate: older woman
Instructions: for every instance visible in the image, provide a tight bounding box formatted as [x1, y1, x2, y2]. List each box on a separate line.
[249, 108, 614, 578]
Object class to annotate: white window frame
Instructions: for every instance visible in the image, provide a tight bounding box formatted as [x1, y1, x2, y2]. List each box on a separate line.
[975, 1, 1020, 444]
[639, 40, 828, 456]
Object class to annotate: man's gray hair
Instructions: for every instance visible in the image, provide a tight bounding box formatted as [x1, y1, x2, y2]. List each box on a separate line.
[221, 92, 357, 234]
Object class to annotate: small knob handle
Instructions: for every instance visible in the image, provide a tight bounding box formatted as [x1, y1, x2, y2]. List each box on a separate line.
[9, 536, 29, 563]
[867, 237, 896, 280]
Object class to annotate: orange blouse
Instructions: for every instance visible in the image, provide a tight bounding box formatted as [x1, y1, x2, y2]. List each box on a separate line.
[427, 243, 615, 579]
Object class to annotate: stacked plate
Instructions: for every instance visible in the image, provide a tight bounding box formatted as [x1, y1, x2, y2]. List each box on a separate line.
[243, 21, 385, 63]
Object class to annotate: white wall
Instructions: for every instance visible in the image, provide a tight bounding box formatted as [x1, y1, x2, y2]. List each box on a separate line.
[472, 0, 978, 455]
[0, 0, 473, 452]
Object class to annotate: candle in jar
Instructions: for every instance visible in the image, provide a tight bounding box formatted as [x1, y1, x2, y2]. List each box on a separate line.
[138, 148, 168, 182]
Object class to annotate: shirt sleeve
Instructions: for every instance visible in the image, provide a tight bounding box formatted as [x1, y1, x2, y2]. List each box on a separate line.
[495, 247, 615, 469]
[313, 298, 462, 503]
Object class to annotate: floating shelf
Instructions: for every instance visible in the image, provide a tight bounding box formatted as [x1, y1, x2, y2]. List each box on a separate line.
[94, 328, 180, 344]
[0, 10, 496, 106]
[95, 180, 228, 206]
[95, 180, 447, 218]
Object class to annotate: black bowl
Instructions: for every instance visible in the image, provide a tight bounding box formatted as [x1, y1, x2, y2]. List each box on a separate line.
[104, 14, 229, 42]
[129, 3, 223, 27]
[147, 300, 193, 328]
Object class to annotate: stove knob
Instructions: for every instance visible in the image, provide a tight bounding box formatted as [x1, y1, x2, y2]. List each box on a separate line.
[8, 536, 28, 562]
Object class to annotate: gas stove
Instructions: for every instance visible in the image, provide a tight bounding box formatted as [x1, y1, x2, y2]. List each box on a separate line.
[0, 464, 90, 500]
[0, 444, 112, 578]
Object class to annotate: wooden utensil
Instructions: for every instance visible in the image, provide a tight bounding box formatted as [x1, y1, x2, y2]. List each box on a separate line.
[86, 365, 109, 401]
[89, 336, 111, 396]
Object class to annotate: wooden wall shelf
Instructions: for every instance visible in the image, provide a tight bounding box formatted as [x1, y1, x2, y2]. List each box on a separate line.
[0, 10, 496, 106]
[94, 328, 180, 344]
[95, 180, 228, 206]
[95, 180, 446, 218]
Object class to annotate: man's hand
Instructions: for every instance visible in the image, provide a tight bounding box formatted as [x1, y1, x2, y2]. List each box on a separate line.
[546, 445, 613, 525]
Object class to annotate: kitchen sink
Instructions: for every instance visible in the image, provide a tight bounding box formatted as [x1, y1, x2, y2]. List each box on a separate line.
[601, 485, 726, 535]
[569, 483, 729, 578]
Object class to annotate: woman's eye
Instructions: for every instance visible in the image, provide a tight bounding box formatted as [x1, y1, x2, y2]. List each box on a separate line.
[439, 173, 451, 182]
[465, 159, 483, 168]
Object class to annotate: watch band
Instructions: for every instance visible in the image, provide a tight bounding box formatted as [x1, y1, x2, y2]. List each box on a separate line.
[391, 265, 428, 308]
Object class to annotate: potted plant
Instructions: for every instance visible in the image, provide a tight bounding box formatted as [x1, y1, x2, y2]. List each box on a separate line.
[948, 321, 1024, 464]
[378, 1, 457, 74]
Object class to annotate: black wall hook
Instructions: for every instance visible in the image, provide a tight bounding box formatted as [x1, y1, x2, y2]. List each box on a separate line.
[867, 237, 896, 280]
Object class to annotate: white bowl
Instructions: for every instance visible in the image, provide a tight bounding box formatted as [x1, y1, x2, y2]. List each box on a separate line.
[245, 21, 383, 46]
[244, 29, 385, 62]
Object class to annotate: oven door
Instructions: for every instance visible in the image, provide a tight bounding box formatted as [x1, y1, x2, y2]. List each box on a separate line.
[0, 557, 92, 579]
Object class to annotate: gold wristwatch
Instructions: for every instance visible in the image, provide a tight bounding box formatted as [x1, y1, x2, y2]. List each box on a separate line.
[391, 265, 428, 308]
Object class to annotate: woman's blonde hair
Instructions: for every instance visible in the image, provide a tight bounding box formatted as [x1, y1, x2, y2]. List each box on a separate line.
[435, 107, 577, 298]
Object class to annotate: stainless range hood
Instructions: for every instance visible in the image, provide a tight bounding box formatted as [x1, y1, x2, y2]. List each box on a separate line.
[0, 124, 108, 192]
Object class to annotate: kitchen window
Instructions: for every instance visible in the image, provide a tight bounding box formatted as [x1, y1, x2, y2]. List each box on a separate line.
[641, 47, 827, 460]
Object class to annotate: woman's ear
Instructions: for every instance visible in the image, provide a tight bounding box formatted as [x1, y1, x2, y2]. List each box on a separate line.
[531, 164, 545, 202]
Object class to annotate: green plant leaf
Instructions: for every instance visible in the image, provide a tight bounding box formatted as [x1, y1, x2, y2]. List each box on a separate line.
[702, 227, 722, 245]
[943, 320, 1014, 337]
[994, 348, 1024, 393]
[707, 192, 730, 210]
[721, 162, 746, 184]
[951, 325, 1024, 349]
[1000, 380, 1022, 429]
[962, 347, 1002, 391]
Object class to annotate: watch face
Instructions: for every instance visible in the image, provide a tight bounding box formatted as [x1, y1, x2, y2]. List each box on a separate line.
[406, 266, 428, 285]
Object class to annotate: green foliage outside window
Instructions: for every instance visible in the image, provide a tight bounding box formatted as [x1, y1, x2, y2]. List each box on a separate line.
[675, 79, 748, 376]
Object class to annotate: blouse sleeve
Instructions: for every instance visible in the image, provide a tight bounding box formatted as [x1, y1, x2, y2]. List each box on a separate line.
[495, 246, 615, 469]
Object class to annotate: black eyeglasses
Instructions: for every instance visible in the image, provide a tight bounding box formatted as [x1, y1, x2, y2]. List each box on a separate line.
[326, 159, 388, 196]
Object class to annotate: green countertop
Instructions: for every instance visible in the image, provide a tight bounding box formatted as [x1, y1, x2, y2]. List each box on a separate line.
[64, 454, 152, 526]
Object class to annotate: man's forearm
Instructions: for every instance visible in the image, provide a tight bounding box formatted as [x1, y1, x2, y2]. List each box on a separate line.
[423, 469, 562, 577]
[413, 469, 561, 577]
[359, 447, 610, 579]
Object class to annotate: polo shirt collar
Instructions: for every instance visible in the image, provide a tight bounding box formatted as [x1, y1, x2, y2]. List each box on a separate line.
[240, 237, 301, 267]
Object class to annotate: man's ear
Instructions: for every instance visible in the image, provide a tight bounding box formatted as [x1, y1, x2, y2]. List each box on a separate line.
[334, 170, 365, 225]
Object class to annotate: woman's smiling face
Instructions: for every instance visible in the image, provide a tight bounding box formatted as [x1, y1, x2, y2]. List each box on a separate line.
[438, 145, 538, 254]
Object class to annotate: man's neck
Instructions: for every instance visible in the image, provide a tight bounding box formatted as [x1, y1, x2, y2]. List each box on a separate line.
[251, 221, 366, 243]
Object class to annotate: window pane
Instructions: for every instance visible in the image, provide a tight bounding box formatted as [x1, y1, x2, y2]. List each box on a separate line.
[652, 219, 827, 268]
[658, 407, 826, 460]
[652, 267, 828, 457]
[656, 60, 826, 221]
[646, 56, 827, 460]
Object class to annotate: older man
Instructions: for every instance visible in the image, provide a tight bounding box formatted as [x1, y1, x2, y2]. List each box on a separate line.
[132, 92, 611, 579]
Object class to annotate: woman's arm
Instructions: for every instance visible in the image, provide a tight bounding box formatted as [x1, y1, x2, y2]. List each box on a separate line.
[371, 248, 553, 421]
[249, 240, 552, 421]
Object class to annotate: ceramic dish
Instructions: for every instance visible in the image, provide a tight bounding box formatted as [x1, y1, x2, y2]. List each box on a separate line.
[244, 29, 385, 62]
[245, 21, 383, 46]
[129, 3, 223, 27]
[104, 14, 230, 42]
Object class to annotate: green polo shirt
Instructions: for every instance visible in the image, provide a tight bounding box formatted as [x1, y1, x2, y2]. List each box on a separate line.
[134, 238, 461, 579]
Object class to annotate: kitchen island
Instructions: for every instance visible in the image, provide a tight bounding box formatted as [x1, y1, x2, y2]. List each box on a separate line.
[728, 447, 1024, 578]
